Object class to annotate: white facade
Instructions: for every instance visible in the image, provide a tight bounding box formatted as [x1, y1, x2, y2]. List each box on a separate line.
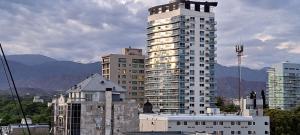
[145, 0, 217, 114]
[139, 97, 270, 135]
[139, 114, 269, 135]
[267, 62, 300, 110]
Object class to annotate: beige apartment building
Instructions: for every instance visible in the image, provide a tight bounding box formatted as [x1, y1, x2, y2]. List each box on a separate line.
[102, 47, 145, 106]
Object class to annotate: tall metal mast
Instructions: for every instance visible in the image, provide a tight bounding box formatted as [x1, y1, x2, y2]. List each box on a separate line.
[235, 44, 243, 114]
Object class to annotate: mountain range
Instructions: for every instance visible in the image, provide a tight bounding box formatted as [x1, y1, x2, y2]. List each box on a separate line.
[0, 54, 268, 98]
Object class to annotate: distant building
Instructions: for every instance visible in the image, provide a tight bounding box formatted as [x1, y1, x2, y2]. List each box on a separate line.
[146, 0, 218, 114]
[33, 96, 44, 103]
[1, 119, 48, 135]
[139, 96, 270, 135]
[267, 62, 300, 110]
[4, 124, 49, 135]
[102, 47, 145, 106]
[21, 118, 32, 125]
[49, 73, 139, 135]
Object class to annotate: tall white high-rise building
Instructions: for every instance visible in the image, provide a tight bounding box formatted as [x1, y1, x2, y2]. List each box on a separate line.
[267, 62, 300, 110]
[145, 0, 218, 114]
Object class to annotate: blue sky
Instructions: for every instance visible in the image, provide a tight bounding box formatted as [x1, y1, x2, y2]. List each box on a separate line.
[0, 0, 299, 69]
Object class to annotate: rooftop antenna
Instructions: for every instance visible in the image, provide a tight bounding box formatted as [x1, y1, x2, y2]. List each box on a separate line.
[235, 43, 244, 115]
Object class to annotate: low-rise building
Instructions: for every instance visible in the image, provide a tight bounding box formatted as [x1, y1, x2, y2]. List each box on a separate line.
[50, 73, 139, 135]
[124, 131, 200, 135]
[5, 124, 49, 135]
[33, 96, 44, 103]
[139, 96, 270, 135]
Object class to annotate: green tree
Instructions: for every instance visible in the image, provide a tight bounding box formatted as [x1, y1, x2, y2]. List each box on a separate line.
[265, 107, 300, 135]
[0, 96, 50, 126]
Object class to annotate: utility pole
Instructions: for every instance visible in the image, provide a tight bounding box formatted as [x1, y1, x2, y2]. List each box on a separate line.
[0, 44, 31, 135]
[235, 44, 243, 115]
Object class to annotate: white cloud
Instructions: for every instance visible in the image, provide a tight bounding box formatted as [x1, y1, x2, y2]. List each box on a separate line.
[66, 19, 97, 33]
[276, 42, 292, 50]
[254, 33, 274, 42]
[0, 0, 300, 69]
[276, 41, 300, 54]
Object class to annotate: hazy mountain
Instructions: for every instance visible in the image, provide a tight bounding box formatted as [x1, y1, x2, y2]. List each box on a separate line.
[6, 54, 57, 65]
[0, 54, 267, 98]
[216, 77, 266, 98]
[215, 64, 267, 98]
[0, 55, 101, 91]
[215, 64, 268, 82]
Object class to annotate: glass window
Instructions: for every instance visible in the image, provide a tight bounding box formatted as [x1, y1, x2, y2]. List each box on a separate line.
[200, 24, 204, 29]
[132, 81, 137, 84]
[200, 37, 205, 42]
[118, 58, 127, 63]
[200, 31, 204, 36]
[85, 94, 93, 101]
[132, 59, 144, 63]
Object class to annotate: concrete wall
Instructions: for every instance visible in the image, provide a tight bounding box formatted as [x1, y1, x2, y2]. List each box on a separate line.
[113, 100, 140, 135]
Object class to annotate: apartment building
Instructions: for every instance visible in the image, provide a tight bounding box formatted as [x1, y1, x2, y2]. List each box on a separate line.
[139, 97, 270, 135]
[102, 47, 145, 106]
[49, 74, 139, 135]
[145, 0, 218, 114]
[267, 62, 300, 110]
